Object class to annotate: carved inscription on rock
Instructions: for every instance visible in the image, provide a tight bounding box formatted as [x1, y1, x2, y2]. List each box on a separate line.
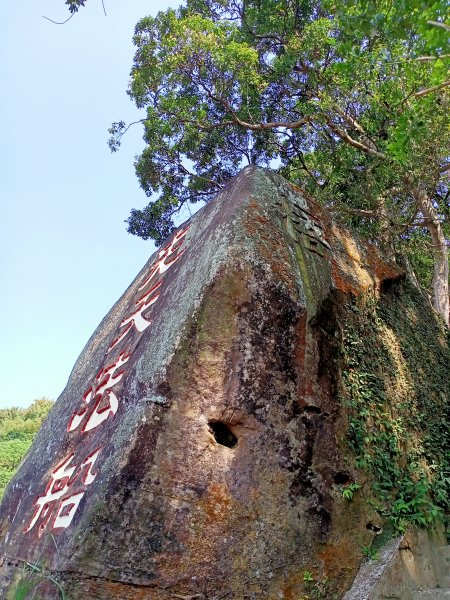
[25, 224, 190, 537]
[276, 194, 331, 257]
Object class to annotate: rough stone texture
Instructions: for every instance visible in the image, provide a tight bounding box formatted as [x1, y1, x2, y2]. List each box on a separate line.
[413, 592, 450, 599]
[0, 166, 444, 599]
[344, 528, 449, 600]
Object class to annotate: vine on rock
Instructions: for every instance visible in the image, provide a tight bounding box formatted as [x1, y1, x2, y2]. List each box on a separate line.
[340, 282, 449, 533]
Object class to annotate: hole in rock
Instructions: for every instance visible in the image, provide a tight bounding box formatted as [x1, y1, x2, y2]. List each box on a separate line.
[303, 405, 322, 414]
[366, 522, 383, 535]
[333, 472, 351, 485]
[208, 421, 238, 449]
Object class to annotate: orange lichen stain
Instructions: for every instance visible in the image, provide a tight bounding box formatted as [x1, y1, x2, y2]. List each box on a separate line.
[281, 572, 305, 600]
[200, 483, 233, 524]
[364, 243, 404, 284]
[319, 540, 360, 581]
[164, 483, 237, 586]
[330, 257, 363, 295]
[254, 213, 270, 225]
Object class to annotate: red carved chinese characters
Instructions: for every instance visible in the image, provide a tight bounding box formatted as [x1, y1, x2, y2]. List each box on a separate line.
[67, 351, 131, 433]
[26, 224, 190, 536]
[108, 224, 189, 352]
[137, 225, 189, 293]
[108, 281, 162, 351]
[25, 448, 100, 536]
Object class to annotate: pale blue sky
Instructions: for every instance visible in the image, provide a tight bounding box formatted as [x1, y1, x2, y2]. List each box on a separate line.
[0, 0, 181, 407]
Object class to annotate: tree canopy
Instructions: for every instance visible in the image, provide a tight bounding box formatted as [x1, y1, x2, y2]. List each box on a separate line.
[69, 0, 450, 321]
[0, 398, 53, 498]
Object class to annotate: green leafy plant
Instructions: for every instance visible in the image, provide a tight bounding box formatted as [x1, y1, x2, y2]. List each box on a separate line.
[341, 482, 361, 500]
[12, 573, 35, 600]
[340, 286, 449, 534]
[361, 545, 379, 561]
[14, 561, 66, 600]
[10, 535, 66, 600]
[301, 573, 333, 599]
[390, 478, 444, 530]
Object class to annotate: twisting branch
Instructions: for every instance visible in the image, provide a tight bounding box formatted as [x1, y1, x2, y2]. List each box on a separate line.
[116, 118, 147, 135]
[165, 113, 235, 131]
[226, 136, 252, 165]
[177, 162, 222, 189]
[238, 0, 285, 44]
[411, 186, 449, 324]
[396, 78, 449, 109]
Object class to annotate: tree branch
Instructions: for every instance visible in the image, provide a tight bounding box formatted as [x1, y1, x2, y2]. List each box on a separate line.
[223, 99, 311, 131]
[42, 13, 75, 24]
[412, 186, 449, 324]
[334, 107, 366, 135]
[193, 80, 312, 132]
[166, 113, 235, 131]
[427, 20, 450, 32]
[414, 79, 450, 98]
[412, 54, 450, 62]
[210, 91, 310, 131]
[330, 207, 377, 217]
[327, 122, 387, 159]
[176, 161, 222, 190]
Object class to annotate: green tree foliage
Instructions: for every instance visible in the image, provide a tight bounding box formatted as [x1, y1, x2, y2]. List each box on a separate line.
[70, 0, 450, 321]
[65, 0, 87, 13]
[0, 398, 53, 499]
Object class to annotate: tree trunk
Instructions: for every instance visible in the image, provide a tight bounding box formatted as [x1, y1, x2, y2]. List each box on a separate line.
[414, 187, 449, 325]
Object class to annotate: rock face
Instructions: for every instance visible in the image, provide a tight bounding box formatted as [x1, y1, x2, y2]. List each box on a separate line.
[344, 528, 450, 600]
[0, 167, 445, 599]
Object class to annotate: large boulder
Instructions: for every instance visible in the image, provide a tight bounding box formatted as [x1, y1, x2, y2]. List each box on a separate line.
[0, 166, 447, 599]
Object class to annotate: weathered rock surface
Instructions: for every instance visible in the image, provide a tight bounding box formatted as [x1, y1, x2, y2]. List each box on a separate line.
[344, 528, 450, 600]
[0, 167, 447, 599]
